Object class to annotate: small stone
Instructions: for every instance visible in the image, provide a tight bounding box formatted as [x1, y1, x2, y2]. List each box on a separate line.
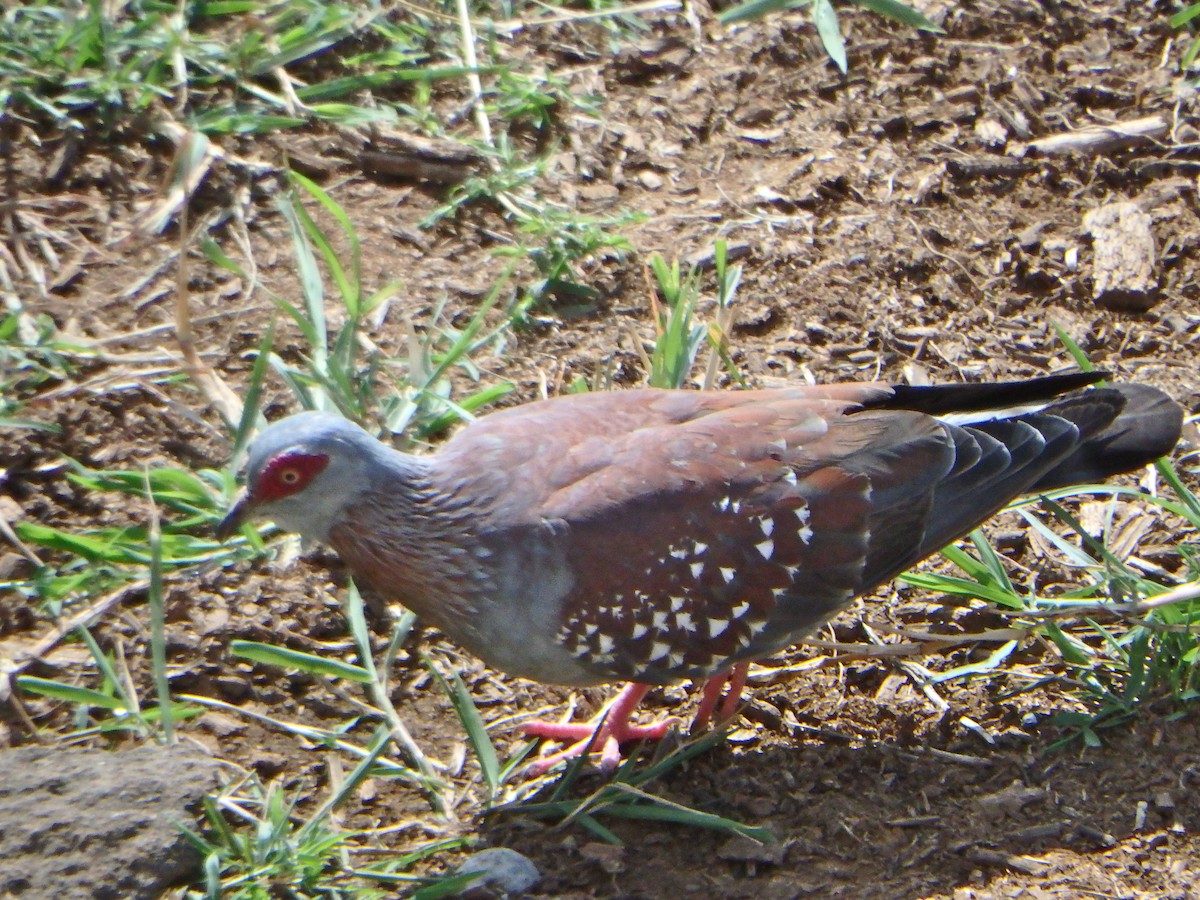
[579, 841, 625, 874]
[974, 118, 1007, 147]
[636, 169, 663, 190]
[717, 834, 784, 865]
[455, 847, 540, 896]
[1154, 791, 1176, 813]
[976, 781, 1046, 817]
[577, 182, 619, 201]
[199, 711, 245, 737]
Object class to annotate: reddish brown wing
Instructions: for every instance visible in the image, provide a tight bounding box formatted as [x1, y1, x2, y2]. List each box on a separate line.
[535, 403, 956, 683]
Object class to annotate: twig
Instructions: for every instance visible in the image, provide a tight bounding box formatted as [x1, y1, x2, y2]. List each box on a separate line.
[454, 0, 492, 149]
[1010, 580, 1200, 620]
[168, 136, 244, 429]
[0, 512, 43, 567]
[1, 579, 150, 679]
[495, 0, 681, 33]
[1021, 114, 1167, 157]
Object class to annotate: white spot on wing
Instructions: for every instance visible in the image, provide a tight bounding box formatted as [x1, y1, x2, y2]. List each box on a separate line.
[652, 610, 668, 629]
[756, 539, 775, 560]
[676, 612, 695, 631]
[731, 602, 750, 619]
[693, 541, 708, 554]
[648, 641, 670, 662]
[598, 634, 614, 654]
[721, 567, 736, 584]
[758, 516, 775, 537]
[631, 623, 648, 639]
[670, 596, 686, 612]
[690, 561, 704, 579]
[708, 618, 730, 638]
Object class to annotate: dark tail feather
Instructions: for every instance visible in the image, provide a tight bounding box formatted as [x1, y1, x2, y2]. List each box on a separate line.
[866, 371, 1106, 416]
[1031, 384, 1183, 490]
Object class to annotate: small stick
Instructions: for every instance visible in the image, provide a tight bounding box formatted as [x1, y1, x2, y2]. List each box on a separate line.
[1022, 115, 1166, 156]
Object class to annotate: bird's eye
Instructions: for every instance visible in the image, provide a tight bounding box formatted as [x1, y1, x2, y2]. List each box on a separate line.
[256, 452, 330, 501]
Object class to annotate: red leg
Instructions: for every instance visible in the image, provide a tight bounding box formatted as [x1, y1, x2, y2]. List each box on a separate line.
[717, 663, 749, 722]
[522, 683, 676, 775]
[692, 672, 729, 731]
[690, 663, 749, 731]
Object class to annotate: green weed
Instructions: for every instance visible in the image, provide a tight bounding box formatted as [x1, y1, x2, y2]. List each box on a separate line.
[718, 0, 942, 73]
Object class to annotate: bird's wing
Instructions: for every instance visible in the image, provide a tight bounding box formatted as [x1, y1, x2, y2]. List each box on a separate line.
[455, 384, 1122, 684]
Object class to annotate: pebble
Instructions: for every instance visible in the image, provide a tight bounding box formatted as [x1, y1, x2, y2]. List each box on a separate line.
[455, 847, 540, 896]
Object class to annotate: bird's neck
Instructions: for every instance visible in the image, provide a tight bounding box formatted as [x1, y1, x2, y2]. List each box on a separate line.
[325, 460, 491, 628]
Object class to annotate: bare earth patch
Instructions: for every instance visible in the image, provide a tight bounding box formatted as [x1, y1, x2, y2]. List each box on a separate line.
[2, 0, 1198, 896]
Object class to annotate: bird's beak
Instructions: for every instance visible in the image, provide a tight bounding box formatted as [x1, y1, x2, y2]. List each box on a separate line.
[216, 491, 252, 542]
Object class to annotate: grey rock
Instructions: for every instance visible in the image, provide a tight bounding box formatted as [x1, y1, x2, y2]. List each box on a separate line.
[0, 743, 220, 899]
[455, 847, 541, 896]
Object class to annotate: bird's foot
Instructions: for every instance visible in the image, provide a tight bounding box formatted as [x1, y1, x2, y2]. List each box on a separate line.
[522, 683, 678, 776]
[522, 665, 752, 776]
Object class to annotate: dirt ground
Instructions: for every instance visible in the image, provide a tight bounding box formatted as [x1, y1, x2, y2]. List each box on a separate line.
[3, 0, 1200, 896]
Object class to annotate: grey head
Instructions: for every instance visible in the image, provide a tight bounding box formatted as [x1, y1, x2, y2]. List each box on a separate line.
[218, 411, 403, 544]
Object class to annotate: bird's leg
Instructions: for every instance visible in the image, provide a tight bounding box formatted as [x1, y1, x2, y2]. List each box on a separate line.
[523, 665, 753, 775]
[690, 662, 750, 731]
[522, 683, 677, 775]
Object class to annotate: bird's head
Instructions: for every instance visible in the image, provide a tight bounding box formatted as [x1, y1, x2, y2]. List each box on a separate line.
[217, 411, 383, 544]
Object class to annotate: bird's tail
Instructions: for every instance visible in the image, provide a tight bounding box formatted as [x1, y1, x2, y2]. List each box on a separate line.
[866, 371, 1182, 489]
[1030, 383, 1183, 490]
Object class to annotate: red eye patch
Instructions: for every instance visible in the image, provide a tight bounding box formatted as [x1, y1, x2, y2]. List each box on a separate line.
[255, 452, 330, 502]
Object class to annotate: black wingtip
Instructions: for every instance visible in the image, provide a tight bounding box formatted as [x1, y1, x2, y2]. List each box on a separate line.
[865, 371, 1108, 417]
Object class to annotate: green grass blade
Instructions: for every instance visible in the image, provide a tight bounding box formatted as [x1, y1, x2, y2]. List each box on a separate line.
[16, 675, 127, 710]
[718, 0, 809, 24]
[850, 0, 944, 31]
[146, 476, 173, 742]
[230, 320, 275, 461]
[900, 572, 1030, 610]
[230, 640, 373, 683]
[812, 0, 847, 73]
[424, 658, 501, 793]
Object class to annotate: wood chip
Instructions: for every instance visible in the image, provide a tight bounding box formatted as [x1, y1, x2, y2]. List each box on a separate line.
[962, 846, 1048, 875]
[1082, 201, 1158, 311]
[975, 781, 1047, 817]
[340, 127, 485, 185]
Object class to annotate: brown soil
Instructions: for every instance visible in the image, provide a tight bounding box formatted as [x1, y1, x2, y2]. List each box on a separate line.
[3, 0, 1199, 897]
